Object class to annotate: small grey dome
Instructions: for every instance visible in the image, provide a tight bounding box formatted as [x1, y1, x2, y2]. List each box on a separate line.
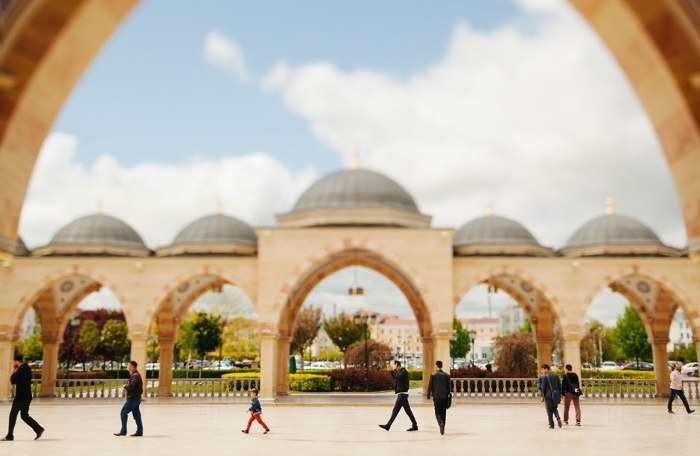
[50, 214, 147, 249]
[292, 169, 419, 213]
[14, 237, 30, 256]
[454, 215, 540, 246]
[173, 214, 257, 245]
[565, 214, 662, 248]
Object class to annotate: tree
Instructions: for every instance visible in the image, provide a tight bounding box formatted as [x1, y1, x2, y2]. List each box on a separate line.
[580, 319, 606, 366]
[668, 344, 697, 364]
[493, 332, 537, 376]
[22, 333, 43, 361]
[322, 312, 365, 366]
[614, 306, 652, 363]
[78, 320, 101, 368]
[223, 316, 259, 354]
[101, 319, 131, 369]
[291, 306, 322, 371]
[190, 312, 223, 377]
[344, 340, 394, 369]
[147, 321, 160, 363]
[450, 317, 470, 360]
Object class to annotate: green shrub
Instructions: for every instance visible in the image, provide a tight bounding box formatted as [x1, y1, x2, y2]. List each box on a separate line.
[407, 369, 422, 380]
[222, 372, 261, 379]
[579, 370, 655, 380]
[289, 374, 331, 392]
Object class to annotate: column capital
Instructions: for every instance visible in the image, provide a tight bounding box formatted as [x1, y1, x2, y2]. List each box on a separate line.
[41, 337, 61, 344]
[651, 338, 670, 345]
[127, 334, 150, 342]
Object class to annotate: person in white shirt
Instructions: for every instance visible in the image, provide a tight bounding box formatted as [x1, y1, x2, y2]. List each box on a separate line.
[668, 362, 695, 414]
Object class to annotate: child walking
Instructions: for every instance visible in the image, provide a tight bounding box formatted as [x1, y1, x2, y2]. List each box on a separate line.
[242, 388, 270, 434]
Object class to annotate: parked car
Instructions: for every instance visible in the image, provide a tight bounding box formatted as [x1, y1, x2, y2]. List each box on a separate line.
[145, 363, 160, 370]
[599, 361, 620, 370]
[681, 362, 698, 375]
[620, 361, 654, 371]
[305, 362, 334, 370]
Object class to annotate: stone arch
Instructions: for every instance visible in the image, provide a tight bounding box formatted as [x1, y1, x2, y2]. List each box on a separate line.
[275, 244, 432, 338]
[582, 265, 698, 340]
[15, 266, 126, 336]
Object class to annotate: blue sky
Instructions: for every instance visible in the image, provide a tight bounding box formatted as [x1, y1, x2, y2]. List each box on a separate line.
[52, 0, 522, 171]
[21, 0, 687, 327]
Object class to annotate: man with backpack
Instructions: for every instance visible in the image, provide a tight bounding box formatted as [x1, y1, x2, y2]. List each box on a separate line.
[539, 364, 562, 429]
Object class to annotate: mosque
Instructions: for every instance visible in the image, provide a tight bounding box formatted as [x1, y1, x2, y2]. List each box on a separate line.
[1, 167, 697, 399]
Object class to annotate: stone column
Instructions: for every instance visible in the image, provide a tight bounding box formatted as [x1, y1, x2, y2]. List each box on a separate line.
[535, 337, 553, 368]
[652, 338, 671, 397]
[129, 335, 148, 398]
[0, 336, 17, 399]
[561, 336, 583, 377]
[276, 336, 291, 395]
[39, 337, 60, 397]
[157, 337, 175, 396]
[259, 332, 278, 399]
[421, 337, 433, 395]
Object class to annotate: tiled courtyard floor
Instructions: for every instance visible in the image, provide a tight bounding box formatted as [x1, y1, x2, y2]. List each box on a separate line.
[0, 398, 697, 455]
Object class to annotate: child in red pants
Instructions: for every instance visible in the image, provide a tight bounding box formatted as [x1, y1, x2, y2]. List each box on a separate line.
[242, 388, 269, 434]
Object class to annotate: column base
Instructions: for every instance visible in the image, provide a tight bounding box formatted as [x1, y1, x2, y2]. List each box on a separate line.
[156, 393, 173, 397]
[38, 393, 57, 398]
[655, 393, 671, 398]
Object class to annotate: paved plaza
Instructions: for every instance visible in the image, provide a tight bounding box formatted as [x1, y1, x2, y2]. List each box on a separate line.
[0, 397, 696, 456]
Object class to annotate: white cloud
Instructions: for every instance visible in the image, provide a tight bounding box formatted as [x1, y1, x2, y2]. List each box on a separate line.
[202, 31, 251, 82]
[19, 132, 317, 248]
[261, 4, 685, 249]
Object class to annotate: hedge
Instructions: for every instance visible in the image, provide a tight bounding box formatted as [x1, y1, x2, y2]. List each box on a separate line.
[407, 369, 422, 381]
[289, 374, 331, 392]
[578, 370, 655, 380]
[325, 369, 394, 392]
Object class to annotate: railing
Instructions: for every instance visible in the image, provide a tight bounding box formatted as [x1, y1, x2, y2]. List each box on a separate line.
[450, 377, 663, 400]
[21, 377, 260, 400]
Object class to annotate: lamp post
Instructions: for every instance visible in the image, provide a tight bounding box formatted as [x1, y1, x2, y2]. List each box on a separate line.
[354, 311, 377, 392]
[468, 329, 477, 364]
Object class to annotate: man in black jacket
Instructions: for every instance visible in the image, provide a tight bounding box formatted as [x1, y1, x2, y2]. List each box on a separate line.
[427, 360, 450, 435]
[2, 355, 44, 441]
[114, 360, 144, 437]
[539, 364, 563, 429]
[379, 361, 418, 432]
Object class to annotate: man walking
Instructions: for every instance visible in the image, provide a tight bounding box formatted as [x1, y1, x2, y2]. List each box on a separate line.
[379, 361, 418, 432]
[668, 362, 695, 415]
[114, 360, 144, 437]
[2, 355, 44, 441]
[539, 364, 562, 429]
[562, 364, 582, 426]
[426, 360, 450, 435]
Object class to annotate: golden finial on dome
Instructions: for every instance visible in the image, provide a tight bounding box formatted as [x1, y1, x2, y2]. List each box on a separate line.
[486, 199, 494, 217]
[606, 196, 614, 215]
[351, 145, 360, 170]
[215, 198, 223, 215]
[96, 197, 103, 215]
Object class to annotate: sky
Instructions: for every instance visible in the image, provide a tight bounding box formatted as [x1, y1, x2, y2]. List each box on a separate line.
[17, 0, 687, 327]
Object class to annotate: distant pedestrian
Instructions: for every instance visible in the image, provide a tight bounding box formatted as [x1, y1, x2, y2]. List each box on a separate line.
[379, 360, 418, 432]
[426, 360, 451, 435]
[561, 364, 582, 426]
[668, 362, 695, 415]
[539, 364, 562, 429]
[2, 355, 44, 441]
[242, 388, 269, 434]
[114, 360, 143, 437]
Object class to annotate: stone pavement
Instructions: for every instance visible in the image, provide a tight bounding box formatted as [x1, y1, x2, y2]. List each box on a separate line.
[0, 396, 698, 456]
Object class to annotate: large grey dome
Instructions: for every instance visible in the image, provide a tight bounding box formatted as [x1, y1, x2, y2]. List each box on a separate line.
[292, 169, 419, 213]
[173, 214, 257, 245]
[565, 214, 662, 248]
[454, 215, 539, 246]
[49, 214, 147, 249]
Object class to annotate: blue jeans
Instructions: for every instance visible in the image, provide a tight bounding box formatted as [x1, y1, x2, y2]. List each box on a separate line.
[433, 397, 448, 426]
[120, 398, 143, 435]
[386, 394, 417, 429]
[668, 389, 691, 412]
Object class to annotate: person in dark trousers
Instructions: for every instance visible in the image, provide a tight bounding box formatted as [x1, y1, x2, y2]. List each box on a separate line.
[2, 355, 44, 441]
[114, 360, 143, 437]
[242, 388, 270, 434]
[426, 360, 450, 435]
[379, 360, 418, 432]
[539, 364, 562, 429]
[669, 362, 695, 414]
[561, 364, 582, 426]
